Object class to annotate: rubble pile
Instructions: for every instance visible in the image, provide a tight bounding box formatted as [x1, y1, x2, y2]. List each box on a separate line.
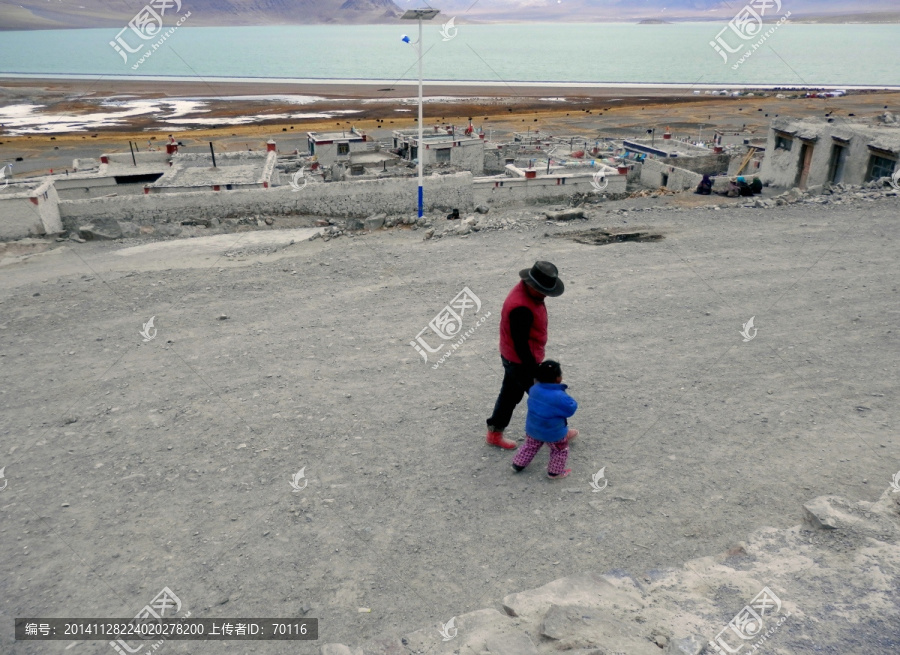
[322, 489, 900, 655]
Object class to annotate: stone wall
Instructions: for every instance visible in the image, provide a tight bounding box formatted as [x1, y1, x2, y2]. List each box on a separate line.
[473, 173, 626, 207]
[58, 172, 474, 228]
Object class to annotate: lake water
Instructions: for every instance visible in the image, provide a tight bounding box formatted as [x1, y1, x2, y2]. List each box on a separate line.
[0, 23, 898, 87]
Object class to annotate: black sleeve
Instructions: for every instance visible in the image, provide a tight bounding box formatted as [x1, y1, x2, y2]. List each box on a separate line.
[508, 306, 537, 369]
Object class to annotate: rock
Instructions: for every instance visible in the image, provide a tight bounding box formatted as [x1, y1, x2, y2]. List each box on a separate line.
[256, 219, 266, 227]
[217, 315, 229, 321]
[667, 634, 705, 654]
[69, 235, 86, 243]
[475, 205, 490, 214]
[403, 609, 536, 655]
[364, 214, 386, 231]
[345, 219, 364, 231]
[264, 217, 275, 226]
[315, 219, 330, 227]
[309, 232, 321, 241]
[424, 228, 435, 240]
[119, 222, 141, 238]
[503, 572, 643, 620]
[544, 208, 585, 221]
[320, 645, 363, 655]
[540, 604, 659, 653]
[78, 218, 123, 240]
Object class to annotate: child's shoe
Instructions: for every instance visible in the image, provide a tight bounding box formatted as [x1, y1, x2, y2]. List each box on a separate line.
[548, 469, 571, 480]
[512, 463, 525, 473]
[486, 430, 517, 450]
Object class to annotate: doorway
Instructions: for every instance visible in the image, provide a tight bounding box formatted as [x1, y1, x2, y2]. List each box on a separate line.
[797, 142, 814, 189]
[828, 143, 847, 184]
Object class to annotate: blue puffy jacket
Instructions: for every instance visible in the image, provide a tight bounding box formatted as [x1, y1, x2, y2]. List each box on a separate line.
[525, 382, 578, 443]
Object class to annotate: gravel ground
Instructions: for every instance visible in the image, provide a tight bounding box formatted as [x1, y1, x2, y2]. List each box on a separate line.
[0, 194, 898, 654]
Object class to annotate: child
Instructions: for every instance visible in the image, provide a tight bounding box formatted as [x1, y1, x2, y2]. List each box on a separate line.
[512, 360, 578, 479]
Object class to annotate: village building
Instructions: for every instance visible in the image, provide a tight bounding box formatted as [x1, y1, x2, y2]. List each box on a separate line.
[392, 127, 486, 174]
[306, 128, 372, 167]
[760, 118, 900, 189]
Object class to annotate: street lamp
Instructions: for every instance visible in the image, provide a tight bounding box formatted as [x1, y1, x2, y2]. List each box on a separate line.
[402, 8, 440, 219]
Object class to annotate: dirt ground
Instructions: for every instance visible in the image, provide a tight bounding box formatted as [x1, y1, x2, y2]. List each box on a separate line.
[1, 191, 898, 653]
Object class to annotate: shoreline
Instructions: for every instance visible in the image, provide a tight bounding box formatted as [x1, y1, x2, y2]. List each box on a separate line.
[2, 76, 898, 99]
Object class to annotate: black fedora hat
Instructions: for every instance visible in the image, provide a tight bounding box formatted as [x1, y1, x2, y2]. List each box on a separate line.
[519, 261, 564, 297]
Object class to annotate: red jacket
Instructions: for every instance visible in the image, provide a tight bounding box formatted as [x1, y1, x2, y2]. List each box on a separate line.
[499, 281, 547, 365]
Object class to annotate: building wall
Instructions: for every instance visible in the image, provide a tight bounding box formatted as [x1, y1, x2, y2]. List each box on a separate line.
[0, 181, 62, 240]
[760, 119, 900, 189]
[59, 173, 474, 227]
[640, 159, 704, 191]
[473, 173, 626, 207]
[313, 141, 370, 167]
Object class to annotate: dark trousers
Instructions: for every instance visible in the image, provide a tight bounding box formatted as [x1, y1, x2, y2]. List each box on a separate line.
[486, 357, 533, 432]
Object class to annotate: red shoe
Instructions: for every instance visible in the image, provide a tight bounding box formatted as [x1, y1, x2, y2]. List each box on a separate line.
[548, 469, 572, 480]
[486, 430, 517, 450]
[566, 429, 579, 442]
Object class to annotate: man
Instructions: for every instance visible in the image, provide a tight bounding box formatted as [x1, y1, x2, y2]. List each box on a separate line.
[486, 261, 565, 449]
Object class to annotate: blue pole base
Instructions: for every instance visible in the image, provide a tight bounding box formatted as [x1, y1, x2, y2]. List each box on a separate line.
[418, 185, 424, 218]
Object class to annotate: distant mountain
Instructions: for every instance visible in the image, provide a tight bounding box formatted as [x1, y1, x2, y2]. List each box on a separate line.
[0, 0, 896, 30]
[0, 0, 403, 30]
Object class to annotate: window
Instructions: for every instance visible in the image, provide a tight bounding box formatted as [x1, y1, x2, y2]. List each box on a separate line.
[337, 142, 350, 156]
[867, 154, 896, 182]
[436, 148, 451, 163]
[774, 133, 793, 151]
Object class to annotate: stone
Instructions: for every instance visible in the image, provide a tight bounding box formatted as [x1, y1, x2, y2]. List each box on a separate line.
[667, 634, 705, 655]
[364, 214, 386, 231]
[320, 645, 363, 655]
[265, 217, 275, 226]
[315, 219, 330, 227]
[424, 228, 435, 240]
[345, 219, 364, 231]
[540, 604, 659, 654]
[403, 609, 535, 655]
[502, 572, 644, 622]
[78, 218, 122, 240]
[475, 204, 490, 214]
[119, 222, 141, 238]
[544, 208, 585, 221]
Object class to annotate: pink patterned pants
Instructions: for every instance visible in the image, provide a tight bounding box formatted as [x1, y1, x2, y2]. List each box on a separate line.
[512, 434, 569, 475]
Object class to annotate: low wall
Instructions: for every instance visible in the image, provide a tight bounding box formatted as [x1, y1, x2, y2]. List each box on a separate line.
[0, 181, 62, 240]
[472, 172, 627, 207]
[641, 159, 704, 191]
[59, 172, 474, 227]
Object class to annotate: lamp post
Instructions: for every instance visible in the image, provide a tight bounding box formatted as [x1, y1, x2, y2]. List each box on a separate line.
[402, 8, 440, 219]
